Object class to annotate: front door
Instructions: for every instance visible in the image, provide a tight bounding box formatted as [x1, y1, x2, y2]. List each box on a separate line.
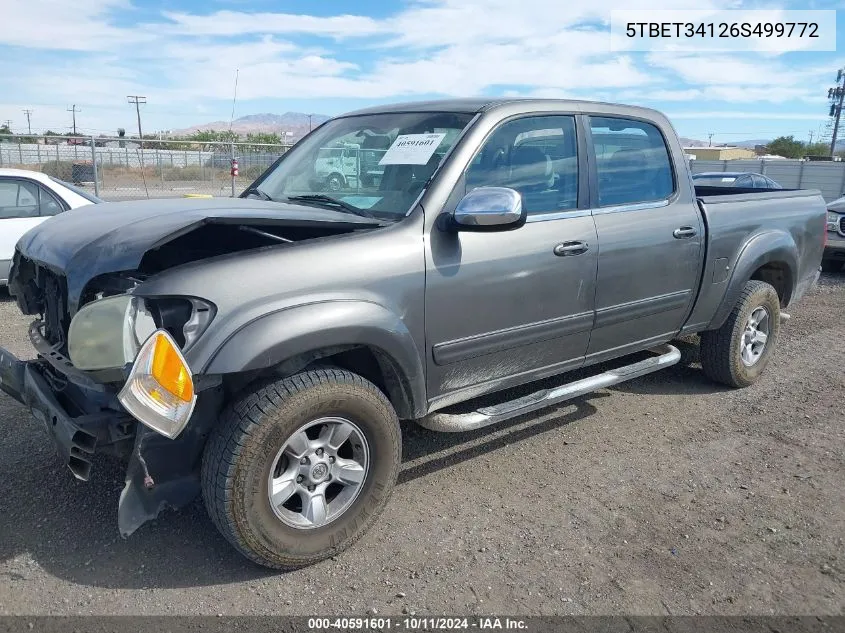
[585, 115, 703, 361]
[424, 114, 598, 407]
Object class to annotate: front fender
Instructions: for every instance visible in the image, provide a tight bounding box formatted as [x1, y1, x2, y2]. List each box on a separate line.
[204, 300, 427, 417]
[708, 230, 798, 330]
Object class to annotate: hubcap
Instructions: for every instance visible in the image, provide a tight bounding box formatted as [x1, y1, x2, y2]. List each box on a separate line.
[267, 417, 369, 530]
[740, 306, 770, 367]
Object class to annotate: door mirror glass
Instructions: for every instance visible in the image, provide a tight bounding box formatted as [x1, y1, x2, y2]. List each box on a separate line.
[452, 186, 525, 231]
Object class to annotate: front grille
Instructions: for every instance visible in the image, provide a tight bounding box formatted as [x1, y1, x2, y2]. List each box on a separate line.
[840, 216, 845, 236]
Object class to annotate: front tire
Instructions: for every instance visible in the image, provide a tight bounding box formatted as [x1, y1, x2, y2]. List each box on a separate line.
[201, 368, 401, 569]
[700, 280, 780, 388]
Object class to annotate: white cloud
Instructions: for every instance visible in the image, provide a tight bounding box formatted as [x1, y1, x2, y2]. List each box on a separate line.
[0, 0, 831, 134]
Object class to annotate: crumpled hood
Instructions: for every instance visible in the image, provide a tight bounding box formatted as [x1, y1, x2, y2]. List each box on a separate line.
[13, 197, 380, 312]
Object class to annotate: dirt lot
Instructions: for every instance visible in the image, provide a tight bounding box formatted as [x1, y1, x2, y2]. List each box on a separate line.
[0, 275, 843, 616]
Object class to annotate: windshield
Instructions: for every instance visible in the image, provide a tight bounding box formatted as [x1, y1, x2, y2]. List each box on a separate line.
[248, 111, 475, 220]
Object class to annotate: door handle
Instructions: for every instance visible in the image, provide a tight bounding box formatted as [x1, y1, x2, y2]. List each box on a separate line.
[553, 241, 589, 256]
[672, 226, 697, 239]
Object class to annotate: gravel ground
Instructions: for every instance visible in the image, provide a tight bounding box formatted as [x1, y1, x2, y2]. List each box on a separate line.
[0, 275, 843, 616]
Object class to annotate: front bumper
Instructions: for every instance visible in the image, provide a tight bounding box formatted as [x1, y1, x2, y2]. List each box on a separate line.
[0, 347, 123, 480]
[825, 232, 845, 259]
[0, 258, 10, 285]
[1, 344, 214, 536]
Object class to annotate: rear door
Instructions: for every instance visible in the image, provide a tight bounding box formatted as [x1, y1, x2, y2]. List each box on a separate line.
[0, 178, 56, 263]
[585, 115, 703, 361]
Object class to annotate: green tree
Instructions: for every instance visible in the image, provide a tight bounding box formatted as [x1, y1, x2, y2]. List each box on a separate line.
[0, 124, 11, 137]
[804, 142, 831, 157]
[766, 136, 805, 159]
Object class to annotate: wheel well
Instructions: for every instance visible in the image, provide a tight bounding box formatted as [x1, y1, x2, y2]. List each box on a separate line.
[750, 262, 792, 306]
[222, 344, 415, 419]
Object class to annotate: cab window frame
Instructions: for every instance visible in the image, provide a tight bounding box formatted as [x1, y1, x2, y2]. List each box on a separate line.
[585, 114, 678, 209]
[456, 112, 588, 218]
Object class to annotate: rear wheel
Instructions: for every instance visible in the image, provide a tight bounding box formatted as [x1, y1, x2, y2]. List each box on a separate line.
[201, 368, 401, 569]
[821, 259, 843, 273]
[700, 280, 780, 388]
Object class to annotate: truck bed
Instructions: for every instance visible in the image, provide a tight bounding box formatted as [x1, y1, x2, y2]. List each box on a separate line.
[681, 186, 827, 334]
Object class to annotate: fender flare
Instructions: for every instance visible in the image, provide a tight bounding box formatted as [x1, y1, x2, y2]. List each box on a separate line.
[707, 230, 798, 330]
[204, 301, 427, 418]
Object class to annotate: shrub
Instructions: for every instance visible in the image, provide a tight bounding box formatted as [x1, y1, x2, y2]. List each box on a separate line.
[41, 160, 75, 181]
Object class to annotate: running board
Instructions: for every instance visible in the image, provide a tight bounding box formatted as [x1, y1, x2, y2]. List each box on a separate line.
[417, 344, 681, 433]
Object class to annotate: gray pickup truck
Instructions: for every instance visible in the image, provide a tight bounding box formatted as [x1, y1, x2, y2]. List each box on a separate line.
[0, 99, 825, 569]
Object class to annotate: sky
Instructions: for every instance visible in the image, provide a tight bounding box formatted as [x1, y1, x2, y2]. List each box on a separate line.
[0, 0, 844, 144]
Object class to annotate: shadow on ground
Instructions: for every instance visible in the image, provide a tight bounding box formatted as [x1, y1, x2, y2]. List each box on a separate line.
[0, 341, 722, 590]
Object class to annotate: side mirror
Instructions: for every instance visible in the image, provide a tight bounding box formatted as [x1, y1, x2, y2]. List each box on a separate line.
[452, 187, 525, 231]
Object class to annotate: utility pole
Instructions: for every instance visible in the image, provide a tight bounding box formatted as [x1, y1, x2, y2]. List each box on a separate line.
[808, 130, 814, 145]
[67, 104, 80, 135]
[127, 95, 146, 148]
[827, 69, 845, 157]
[22, 109, 32, 135]
[708, 132, 714, 147]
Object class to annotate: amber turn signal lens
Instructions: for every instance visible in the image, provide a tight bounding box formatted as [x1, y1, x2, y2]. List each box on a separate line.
[150, 332, 194, 402]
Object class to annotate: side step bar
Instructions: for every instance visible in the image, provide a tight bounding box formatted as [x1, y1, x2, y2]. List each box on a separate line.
[417, 344, 681, 433]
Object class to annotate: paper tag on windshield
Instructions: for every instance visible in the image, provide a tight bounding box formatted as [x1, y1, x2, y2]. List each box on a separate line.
[378, 133, 446, 165]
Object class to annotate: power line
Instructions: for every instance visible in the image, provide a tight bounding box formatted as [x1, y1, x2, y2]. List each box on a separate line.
[22, 109, 32, 135]
[67, 104, 81, 135]
[127, 95, 147, 148]
[827, 69, 845, 156]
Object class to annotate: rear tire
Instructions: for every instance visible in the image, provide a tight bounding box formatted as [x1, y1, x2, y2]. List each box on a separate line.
[201, 368, 401, 569]
[821, 259, 843, 273]
[700, 280, 780, 388]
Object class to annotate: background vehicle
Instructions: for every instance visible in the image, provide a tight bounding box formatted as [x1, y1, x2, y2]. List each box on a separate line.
[0, 100, 825, 570]
[0, 168, 101, 285]
[692, 171, 783, 190]
[823, 195, 845, 272]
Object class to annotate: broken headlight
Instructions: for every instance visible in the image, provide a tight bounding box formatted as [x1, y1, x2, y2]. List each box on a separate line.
[68, 295, 157, 371]
[67, 295, 215, 371]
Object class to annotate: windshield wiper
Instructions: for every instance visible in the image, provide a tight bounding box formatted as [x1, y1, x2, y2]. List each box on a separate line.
[243, 186, 273, 201]
[286, 194, 378, 220]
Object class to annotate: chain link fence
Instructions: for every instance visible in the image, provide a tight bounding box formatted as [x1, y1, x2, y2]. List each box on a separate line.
[6, 135, 845, 204]
[689, 158, 845, 202]
[0, 134, 292, 201]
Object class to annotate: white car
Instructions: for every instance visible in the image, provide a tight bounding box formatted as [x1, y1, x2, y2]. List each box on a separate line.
[0, 168, 101, 285]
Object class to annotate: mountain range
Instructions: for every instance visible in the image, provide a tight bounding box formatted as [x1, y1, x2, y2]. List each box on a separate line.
[175, 112, 331, 138]
[176, 113, 845, 151]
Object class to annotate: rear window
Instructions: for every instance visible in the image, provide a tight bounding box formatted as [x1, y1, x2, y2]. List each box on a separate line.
[693, 175, 738, 186]
[49, 177, 103, 204]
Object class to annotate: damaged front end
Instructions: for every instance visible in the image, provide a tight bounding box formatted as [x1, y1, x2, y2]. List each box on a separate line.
[1, 262, 224, 535]
[3, 198, 384, 535]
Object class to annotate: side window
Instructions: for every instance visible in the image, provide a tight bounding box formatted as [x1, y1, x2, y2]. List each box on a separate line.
[589, 117, 674, 207]
[465, 115, 578, 214]
[0, 179, 40, 219]
[38, 187, 64, 216]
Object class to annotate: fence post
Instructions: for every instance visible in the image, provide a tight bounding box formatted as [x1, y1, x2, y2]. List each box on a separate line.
[760, 159, 767, 176]
[125, 145, 129, 167]
[0, 146, 3, 167]
[797, 159, 805, 190]
[18, 141, 23, 164]
[37, 144, 42, 164]
[90, 136, 100, 197]
[838, 163, 845, 198]
[55, 143, 60, 167]
[231, 142, 236, 197]
[721, 160, 727, 172]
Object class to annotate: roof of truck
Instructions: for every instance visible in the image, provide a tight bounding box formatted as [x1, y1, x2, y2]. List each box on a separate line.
[341, 98, 664, 118]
